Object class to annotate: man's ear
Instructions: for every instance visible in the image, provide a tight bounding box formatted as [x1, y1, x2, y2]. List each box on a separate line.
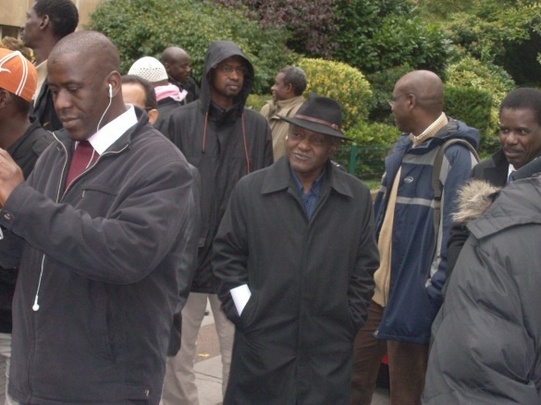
[147, 108, 159, 125]
[406, 93, 416, 111]
[39, 14, 50, 30]
[106, 71, 122, 98]
[286, 82, 294, 94]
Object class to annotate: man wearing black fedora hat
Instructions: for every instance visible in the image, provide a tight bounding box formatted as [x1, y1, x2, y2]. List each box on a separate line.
[213, 94, 379, 403]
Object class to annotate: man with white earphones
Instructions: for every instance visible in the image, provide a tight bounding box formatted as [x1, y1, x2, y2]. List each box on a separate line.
[0, 30, 194, 404]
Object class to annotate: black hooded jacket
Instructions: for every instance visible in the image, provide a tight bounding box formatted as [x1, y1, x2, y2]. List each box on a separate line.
[158, 41, 273, 293]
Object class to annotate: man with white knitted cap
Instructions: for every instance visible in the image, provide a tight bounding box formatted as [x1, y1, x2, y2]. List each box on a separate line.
[128, 56, 187, 127]
[0, 48, 53, 404]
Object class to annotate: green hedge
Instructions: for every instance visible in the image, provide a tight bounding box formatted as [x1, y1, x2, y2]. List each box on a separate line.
[443, 84, 498, 155]
[88, 0, 294, 94]
[298, 58, 372, 130]
[444, 85, 492, 136]
[332, 121, 399, 179]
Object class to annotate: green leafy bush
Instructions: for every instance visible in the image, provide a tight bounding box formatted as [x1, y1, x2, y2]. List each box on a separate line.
[366, 64, 413, 124]
[446, 56, 515, 134]
[88, 0, 294, 93]
[334, 121, 399, 179]
[246, 94, 268, 111]
[298, 58, 372, 130]
[444, 84, 497, 156]
[332, 0, 451, 76]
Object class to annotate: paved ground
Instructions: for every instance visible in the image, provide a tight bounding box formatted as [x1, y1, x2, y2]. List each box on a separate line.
[191, 301, 390, 405]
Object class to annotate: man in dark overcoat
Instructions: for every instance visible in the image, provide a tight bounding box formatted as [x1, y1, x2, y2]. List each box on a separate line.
[213, 94, 380, 404]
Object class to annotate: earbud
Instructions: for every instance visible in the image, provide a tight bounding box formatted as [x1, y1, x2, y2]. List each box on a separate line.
[108, 83, 113, 99]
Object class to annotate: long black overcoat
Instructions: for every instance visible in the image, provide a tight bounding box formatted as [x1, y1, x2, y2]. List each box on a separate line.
[213, 157, 379, 404]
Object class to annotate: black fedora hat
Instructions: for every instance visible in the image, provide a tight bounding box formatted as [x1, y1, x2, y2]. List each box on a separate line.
[280, 93, 348, 140]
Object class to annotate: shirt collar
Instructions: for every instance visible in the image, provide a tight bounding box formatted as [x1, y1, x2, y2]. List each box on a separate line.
[86, 105, 137, 154]
[409, 112, 448, 147]
[289, 164, 325, 195]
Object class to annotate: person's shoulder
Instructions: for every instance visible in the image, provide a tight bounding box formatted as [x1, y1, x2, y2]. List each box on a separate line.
[330, 164, 371, 196]
[238, 164, 273, 186]
[24, 123, 54, 154]
[474, 157, 496, 170]
[243, 107, 270, 124]
[445, 117, 481, 144]
[259, 100, 272, 115]
[169, 100, 201, 119]
[132, 124, 182, 156]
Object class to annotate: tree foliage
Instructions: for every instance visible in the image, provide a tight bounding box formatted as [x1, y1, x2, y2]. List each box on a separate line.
[213, 0, 338, 58]
[425, 0, 541, 85]
[332, 0, 451, 75]
[87, 0, 294, 93]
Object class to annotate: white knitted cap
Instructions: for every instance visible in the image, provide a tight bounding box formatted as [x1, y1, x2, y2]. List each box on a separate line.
[128, 56, 168, 83]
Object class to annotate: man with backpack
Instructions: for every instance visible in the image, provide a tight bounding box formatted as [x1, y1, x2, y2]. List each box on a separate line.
[351, 70, 480, 404]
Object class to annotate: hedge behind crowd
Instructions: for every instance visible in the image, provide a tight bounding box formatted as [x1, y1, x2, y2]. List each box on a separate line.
[88, 0, 293, 94]
[298, 58, 372, 130]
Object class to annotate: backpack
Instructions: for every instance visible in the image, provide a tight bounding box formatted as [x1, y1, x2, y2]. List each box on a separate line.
[431, 138, 480, 240]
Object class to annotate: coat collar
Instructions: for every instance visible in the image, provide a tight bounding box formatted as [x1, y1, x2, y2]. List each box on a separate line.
[51, 108, 150, 156]
[260, 156, 354, 198]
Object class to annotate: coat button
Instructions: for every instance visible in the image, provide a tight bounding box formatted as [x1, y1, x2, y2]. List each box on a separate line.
[144, 389, 150, 397]
[2, 212, 13, 221]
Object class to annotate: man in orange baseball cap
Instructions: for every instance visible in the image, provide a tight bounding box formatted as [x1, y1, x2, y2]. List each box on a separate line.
[0, 49, 37, 104]
[0, 48, 52, 403]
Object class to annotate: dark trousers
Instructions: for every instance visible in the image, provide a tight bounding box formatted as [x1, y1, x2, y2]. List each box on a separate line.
[351, 301, 429, 405]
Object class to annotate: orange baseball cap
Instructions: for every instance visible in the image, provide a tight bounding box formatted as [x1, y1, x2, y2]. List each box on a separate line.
[0, 48, 37, 103]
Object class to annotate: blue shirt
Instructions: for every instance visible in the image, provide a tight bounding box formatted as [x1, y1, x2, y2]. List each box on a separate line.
[290, 166, 324, 219]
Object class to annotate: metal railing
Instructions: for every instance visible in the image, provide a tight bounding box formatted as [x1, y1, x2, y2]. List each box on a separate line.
[335, 144, 391, 180]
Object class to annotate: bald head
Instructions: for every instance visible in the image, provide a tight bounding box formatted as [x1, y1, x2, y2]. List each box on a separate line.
[47, 31, 126, 141]
[161, 46, 192, 84]
[50, 30, 120, 75]
[161, 47, 189, 63]
[395, 70, 444, 115]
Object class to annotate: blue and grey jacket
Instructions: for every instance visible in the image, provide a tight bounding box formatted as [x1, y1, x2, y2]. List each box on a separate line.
[374, 117, 479, 344]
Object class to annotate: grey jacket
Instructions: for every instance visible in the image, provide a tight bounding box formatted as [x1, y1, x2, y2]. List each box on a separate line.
[423, 176, 541, 404]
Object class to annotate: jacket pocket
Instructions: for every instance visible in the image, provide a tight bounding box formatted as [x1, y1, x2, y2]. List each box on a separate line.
[76, 184, 118, 217]
[239, 292, 259, 332]
[88, 283, 115, 361]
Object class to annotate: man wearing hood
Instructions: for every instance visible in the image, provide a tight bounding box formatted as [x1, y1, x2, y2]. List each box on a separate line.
[159, 40, 273, 404]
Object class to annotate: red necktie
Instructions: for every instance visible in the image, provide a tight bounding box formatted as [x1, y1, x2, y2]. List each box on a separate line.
[66, 140, 97, 187]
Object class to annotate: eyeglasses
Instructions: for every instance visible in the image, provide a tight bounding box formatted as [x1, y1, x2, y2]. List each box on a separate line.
[388, 93, 410, 107]
[216, 64, 247, 76]
[288, 129, 331, 147]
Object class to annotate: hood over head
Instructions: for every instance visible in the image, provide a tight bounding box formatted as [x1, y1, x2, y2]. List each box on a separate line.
[199, 40, 254, 116]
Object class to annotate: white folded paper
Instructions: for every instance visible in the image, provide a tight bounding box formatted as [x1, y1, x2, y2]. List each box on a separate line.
[230, 284, 251, 316]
